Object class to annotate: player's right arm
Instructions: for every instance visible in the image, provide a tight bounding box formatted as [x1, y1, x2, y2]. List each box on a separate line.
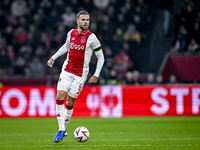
[47, 30, 72, 67]
[47, 43, 68, 67]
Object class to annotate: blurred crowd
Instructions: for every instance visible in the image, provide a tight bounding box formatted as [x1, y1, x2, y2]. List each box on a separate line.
[170, 0, 200, 53]
[0, 0, 199, 86]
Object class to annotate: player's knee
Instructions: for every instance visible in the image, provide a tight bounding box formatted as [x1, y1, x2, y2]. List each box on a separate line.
[56, 91, 66, 100]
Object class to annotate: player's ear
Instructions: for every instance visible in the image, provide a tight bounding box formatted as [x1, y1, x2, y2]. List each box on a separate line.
[76, 19, 79, 25]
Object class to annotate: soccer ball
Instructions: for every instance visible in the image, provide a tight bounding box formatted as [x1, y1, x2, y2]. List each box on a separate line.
[74, 127, 90, 142]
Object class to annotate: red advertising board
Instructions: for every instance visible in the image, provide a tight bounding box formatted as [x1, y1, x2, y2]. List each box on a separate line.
[0, 85, 200, 117]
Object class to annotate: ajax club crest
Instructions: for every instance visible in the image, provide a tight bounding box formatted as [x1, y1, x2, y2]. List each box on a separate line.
[80, 38, 86, 43]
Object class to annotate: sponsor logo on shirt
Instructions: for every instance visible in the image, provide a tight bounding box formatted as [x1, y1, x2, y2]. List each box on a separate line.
[70, 42, 85, 50]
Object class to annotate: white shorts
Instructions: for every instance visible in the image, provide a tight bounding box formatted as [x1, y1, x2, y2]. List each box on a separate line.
[57, 71, 87, 98]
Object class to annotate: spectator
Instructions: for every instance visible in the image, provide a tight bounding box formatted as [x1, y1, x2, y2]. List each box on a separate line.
[0, 49, 12, 71]
[29, 57, 45, 77]
[133, 14, 146, 33]
[132, 70, 142, 85]
[136, 0, 149, 14]
[172, 34, 186, 52]
[13, 56, 26, 75]
[90, 17, 98, 33]
[158, 0, 173, 36]
[19, 45, 32, 60]
[27, 24, 41, 49]
[168, 74, 179, 84]
[121, 42, 135, 70]
[1, 0, 11, 15]
[116, 13, 127, 31]
[79, 0, 92, 13]
[15, 26, 27, 44]
[103, 45, 113, 58]
[145, 73, 155, 85]
[11, 0, 26, 17]
[113, 50, 132, 81]
[155, 74, 164, 85]
[34, 45, 46, 59]
[52, 0, 65, 15]
[61, 6, 76, 30]
[27, 0, 36, 16]
[7, 15, 18, 29]
[0, 37, 7, 50]
[178, 24, 188, 37]
[182, 3, 197, 33]
[46, 10, 60, 30]
[32, 10, 45, 30]
[124, 0, 134, 12]
[98, 15, 114, 44]
[67, 0, 80, 12]
[187, 38, 199, 52]
[93, 0, 110, 10]
[18, 16, 27, 29]
[114, 27, 124, 44]
[7, 45, 15, 61]
[2, 25, 14, 45]
[110, 35, 121, 54]
[106, 5, 116, 22]
[23, 66, 32, 78]
[124, 24, 141, 43]
[40, 0, 52, 14]
[124, 71, 134, 85]
[101, 58, 117, 85]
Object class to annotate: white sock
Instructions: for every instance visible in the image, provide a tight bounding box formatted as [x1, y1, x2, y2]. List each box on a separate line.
[64, 108, 73, 128]
[56, 104, 65, 131]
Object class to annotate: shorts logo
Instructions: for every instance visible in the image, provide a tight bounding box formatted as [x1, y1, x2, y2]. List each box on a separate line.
[58, 78, 61, 82]
[76, 83, 83, 95]
[70, 42, 85, 50]
[80, 38, 86, 43]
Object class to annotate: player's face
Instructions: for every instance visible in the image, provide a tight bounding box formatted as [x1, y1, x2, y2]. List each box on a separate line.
[77, 15, 90, 31]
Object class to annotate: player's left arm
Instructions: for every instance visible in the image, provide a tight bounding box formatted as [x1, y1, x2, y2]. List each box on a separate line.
[88, 46, 105, 84]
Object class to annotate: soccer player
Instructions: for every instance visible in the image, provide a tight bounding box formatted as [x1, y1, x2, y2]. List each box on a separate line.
[47, 11, 105, 143]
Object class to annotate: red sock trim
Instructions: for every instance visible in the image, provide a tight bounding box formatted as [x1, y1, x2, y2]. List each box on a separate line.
[56, 100, 64, 105]
[66, 104, 74, 110]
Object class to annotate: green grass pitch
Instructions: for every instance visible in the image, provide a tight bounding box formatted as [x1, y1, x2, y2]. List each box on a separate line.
[0, 117, 200, 150]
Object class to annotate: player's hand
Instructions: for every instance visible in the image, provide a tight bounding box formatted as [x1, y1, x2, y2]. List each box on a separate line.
[47, 58, 54, 67]
[88, 76, 98, 84]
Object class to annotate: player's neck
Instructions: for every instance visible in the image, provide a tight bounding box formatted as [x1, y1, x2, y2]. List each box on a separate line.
[78, 28, 87, 34]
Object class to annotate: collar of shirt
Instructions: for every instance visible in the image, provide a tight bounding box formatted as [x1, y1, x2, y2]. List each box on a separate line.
[75, 28, 89, 36]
